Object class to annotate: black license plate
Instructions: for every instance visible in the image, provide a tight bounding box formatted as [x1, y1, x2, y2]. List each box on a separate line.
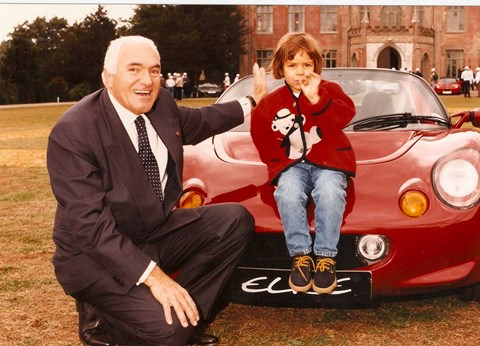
[225, 267, 372, 308]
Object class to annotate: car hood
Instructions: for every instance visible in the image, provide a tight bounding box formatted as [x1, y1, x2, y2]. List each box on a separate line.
[184, 129, 479, 232]
[214, 130, 423, 165]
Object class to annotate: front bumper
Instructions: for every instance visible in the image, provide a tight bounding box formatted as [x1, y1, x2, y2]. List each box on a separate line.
[224, 231, 480, 307]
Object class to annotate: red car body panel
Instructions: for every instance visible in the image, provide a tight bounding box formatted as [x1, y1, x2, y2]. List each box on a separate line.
[182, 69, 480, 305]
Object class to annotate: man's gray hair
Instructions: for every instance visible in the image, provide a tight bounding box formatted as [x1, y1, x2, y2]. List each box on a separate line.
[103, 36, 160, 74]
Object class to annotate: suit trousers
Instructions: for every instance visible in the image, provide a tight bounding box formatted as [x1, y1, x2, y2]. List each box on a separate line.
[74, 203, 254, 346]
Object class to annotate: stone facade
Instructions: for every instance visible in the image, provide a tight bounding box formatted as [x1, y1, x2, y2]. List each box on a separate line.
[238, 5, 480, 79]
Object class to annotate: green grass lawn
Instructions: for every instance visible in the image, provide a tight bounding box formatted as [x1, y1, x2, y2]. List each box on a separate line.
[1, 95, 479, 345]
[439, 94, 480, 114]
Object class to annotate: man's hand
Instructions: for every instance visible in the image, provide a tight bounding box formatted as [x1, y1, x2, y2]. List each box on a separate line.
[252, 63, 268, 105]
[144, 266, 199, 328]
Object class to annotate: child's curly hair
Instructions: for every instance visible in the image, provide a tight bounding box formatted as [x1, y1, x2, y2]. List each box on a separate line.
[269, 32, 323, 79]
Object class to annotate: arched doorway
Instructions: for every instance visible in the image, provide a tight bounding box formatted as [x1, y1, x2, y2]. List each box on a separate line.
[377, 46, 401, 70]
[351, 52, 358, 67]
[421, 53, 430, 77]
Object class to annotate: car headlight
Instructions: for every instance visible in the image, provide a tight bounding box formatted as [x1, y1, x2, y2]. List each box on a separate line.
[178, 190, 206, 208]
[432, 148, 480, 209]
[357, 235, 388, 262]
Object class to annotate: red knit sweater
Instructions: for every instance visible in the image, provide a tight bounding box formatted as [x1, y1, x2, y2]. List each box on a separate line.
[251, 80, 356, 185]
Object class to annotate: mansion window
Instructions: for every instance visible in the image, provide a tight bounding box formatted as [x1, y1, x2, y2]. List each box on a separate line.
[380, 6, 402, 29]
[288, 5, 305, 32]
[322, 50, 337, 68]
[256, 50, 273, 69]
[320, 6, 338, 33]
[256, 6, 273, 33]
[359, 6, 370, 24]
[446, 6, 465, 32]
[413, 6, 425, 26]
[445, 50, 464, 78]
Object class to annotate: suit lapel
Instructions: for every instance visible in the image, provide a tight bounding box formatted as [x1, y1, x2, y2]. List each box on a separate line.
[146, 91, 183, 212]
[100, 90, 166, 228]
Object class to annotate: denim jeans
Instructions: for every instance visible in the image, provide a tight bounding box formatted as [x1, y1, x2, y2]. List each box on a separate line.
[273, 162, 348, 258]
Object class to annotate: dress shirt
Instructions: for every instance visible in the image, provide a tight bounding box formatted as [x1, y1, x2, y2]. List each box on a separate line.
[109, 93, 168, 195]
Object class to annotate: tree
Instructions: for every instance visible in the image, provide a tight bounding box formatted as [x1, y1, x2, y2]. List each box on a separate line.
[62, 6, 118, 97]
[128, 5, 199, 75]
[0, 4, 250, 104]
[129, 5, 249, 84]
[0, 17, 69, 103]
[0, 41, 18, 104]
[184, 5, 250, 82]
[0, 6, 119, 103]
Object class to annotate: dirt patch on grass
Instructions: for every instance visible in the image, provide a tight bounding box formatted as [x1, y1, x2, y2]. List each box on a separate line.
[0, 149, 46, 167]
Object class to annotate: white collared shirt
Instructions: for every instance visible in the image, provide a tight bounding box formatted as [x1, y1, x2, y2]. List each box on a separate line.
[108, 92, 169, 196]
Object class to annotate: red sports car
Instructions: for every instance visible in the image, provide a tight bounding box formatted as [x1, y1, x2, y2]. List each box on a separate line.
[433, 76, 463, 95]
[181, 68, 480, 307]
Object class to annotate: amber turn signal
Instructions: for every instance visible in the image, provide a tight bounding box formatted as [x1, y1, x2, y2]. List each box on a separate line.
[400, 190, 428, 217]
[178, 190, 205, 209]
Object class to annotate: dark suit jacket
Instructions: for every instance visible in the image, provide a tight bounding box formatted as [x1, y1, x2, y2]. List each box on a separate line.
[47, 88, 244, 295]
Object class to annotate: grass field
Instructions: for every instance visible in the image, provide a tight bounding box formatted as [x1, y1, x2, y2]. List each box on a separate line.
[0, 95, 479, 345]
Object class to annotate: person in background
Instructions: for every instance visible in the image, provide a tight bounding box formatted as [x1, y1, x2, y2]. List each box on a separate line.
[165, 73, 175, 96]
[223, 72, 231, 90]
[414, 68, 423, 78]
[461, 66, 474, 98]
[182, 72, 191, 98]
[160, 73, 165, 88]
[430, 67, 438, 87]
[475, 67, 480, 97]
[234, 73, 241, 83]
[199, 69, 206, 83]
[250, 32, 356, 295]
[47, 35, 267, 346]
[174, 72, 184, 100]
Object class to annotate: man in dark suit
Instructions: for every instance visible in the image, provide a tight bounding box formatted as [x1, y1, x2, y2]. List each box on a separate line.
[47, 35, 267, 346]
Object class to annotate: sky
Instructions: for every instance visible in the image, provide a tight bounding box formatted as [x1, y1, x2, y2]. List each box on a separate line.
[0, 1, 477, 43]
[0, 3, 136, 42]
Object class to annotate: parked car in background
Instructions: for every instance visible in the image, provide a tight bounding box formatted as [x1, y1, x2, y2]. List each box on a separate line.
[434, 77, 463, 95]
[194, 82, 223, 98]
[181, 68, 480, 307]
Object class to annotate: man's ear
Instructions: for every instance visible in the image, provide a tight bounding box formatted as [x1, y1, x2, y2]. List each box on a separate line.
[102, 70, 113, 89]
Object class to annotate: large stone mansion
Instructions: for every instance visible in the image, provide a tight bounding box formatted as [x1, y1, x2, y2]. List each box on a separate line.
[238, 5, 480, 79]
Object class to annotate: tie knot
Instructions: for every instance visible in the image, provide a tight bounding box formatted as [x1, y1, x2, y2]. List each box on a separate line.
[135, 115, 146, 130]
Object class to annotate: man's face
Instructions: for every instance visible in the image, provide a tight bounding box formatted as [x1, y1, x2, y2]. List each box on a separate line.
[104, 42, 161, 115]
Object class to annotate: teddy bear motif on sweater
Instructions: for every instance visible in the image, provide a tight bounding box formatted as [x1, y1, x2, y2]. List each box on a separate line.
[271, 108, 322, 160]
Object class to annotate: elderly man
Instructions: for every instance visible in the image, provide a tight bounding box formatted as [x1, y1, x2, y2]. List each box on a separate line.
[47, 35, 267, 346]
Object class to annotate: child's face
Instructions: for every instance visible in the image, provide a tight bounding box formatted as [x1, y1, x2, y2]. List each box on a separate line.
[282, 50, 315, 93]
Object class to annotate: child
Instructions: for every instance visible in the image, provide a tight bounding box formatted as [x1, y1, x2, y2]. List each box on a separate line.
[250, 33, 356, 294]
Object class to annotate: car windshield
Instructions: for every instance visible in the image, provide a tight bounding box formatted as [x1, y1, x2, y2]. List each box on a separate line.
[218, 68, 450, 132]
[439, 78, 456, 83]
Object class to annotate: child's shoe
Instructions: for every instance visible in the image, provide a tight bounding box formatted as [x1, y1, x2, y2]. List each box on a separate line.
[288, 255, 314, 292]
[312, 256, 337, 294]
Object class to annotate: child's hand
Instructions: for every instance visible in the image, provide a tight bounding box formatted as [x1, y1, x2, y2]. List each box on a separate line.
[252, 63, 268, 105]
[300, 72, 321, 104]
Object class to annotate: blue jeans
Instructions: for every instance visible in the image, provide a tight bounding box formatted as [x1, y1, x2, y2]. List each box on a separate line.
[274, 163, 348, 258]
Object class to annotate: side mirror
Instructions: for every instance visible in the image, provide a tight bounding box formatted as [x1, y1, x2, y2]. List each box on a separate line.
[451, 108, 480, 128]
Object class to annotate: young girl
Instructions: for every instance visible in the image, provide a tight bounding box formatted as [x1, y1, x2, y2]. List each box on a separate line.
[250, 33, 356, 294]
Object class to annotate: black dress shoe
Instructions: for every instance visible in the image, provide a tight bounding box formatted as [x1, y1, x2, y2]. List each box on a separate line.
[186, 332, 219, 346]
[80, 323, 113, 346]
[76, 300, 113, 346]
